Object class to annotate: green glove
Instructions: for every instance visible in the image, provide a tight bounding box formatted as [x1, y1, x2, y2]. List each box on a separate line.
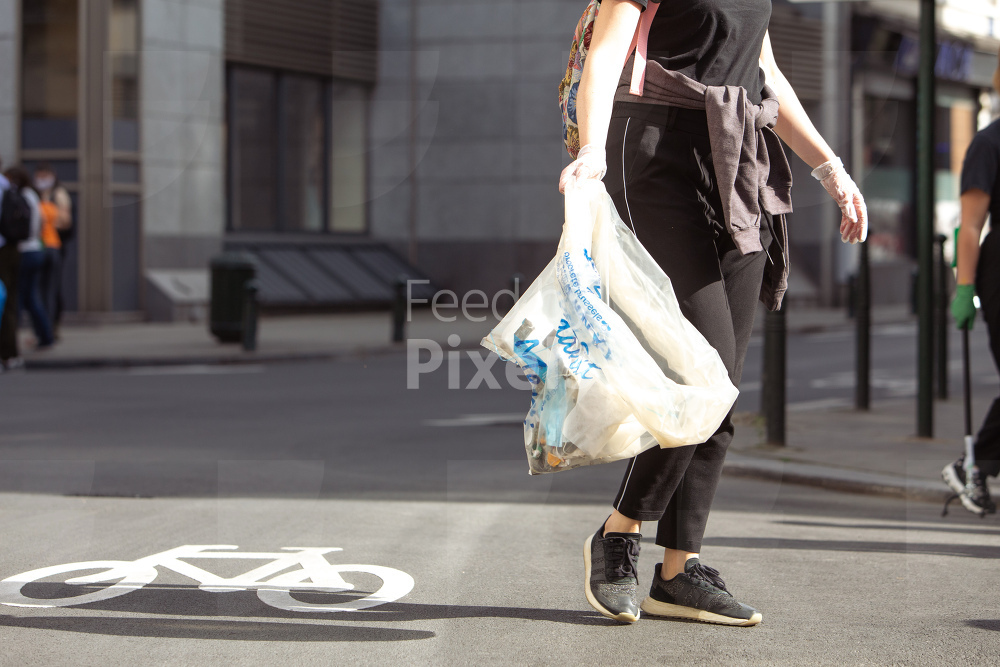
[952, 284, 977, 330]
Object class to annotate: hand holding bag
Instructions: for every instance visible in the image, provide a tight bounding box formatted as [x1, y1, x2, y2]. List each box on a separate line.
[482, 179, 738, 474]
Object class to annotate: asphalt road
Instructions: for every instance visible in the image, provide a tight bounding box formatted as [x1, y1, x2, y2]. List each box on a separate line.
[0, 479, 997, 665]
[0, 321, 994, 499]
[0, 327, 999, 664]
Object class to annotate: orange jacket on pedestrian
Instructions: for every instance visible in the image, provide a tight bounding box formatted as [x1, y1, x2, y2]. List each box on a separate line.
[38, 200, 61, 249]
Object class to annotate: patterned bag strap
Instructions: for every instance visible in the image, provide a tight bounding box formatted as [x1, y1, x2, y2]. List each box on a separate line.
[628, 2, 661, 96]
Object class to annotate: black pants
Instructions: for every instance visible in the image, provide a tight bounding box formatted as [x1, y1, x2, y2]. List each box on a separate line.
[0, 243, 20, 361]
[603, 103, 771, 553]
[974, 230, 1000, 477]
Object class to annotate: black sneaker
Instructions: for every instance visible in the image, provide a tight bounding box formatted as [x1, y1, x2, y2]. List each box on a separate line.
[640, 559, 762, 626]
[583, 521, 640, 623]
[942, 458, 997, 515]
[2, 357, 24, 372]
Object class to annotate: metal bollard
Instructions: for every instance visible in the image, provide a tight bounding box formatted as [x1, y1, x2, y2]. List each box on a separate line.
[392, 276, 408, 343]
[241, 279, 259, 352]
[847, 273, 857, 320]
[856, 239, 871, 411]
[935, 234, 949, 399]
[761, 305, 787, 446]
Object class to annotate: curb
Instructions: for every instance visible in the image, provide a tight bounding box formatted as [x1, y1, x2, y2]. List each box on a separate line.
[21, 346, 404, 371]
[19, 337, 500, 371]
[723, 454, 950, 504]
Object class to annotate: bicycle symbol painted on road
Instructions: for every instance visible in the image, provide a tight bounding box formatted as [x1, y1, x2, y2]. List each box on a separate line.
[0, 545, 415, 613]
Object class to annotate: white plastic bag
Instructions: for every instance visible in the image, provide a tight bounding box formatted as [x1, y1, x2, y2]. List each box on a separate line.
[481, 179, 738, 474]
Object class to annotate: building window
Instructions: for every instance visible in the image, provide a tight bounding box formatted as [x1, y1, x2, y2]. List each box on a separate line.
[110, 0, 139, 153]
[282, 75, 327, 232]
[227, 65, 368, 233]
[330, 83, 368, 233]
[21, 0, 79, 150]
[229, 67, 278, 232]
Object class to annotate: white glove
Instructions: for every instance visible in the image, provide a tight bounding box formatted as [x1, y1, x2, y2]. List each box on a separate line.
[811, 157, 868, 244]
[559, 144, 607, 194]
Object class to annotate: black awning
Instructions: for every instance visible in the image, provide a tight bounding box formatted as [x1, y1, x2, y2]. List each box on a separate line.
[224, 240, 437, 309]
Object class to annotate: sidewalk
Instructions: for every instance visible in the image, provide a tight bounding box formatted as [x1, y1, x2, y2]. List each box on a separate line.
[726, 391, 993, 506]
[22, 303, 914, 369]
[16, 304, 983, 509]
[19, 309, 498, 369]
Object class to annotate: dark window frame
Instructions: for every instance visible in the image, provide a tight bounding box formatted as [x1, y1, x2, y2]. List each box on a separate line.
[226, 63, 370, 235]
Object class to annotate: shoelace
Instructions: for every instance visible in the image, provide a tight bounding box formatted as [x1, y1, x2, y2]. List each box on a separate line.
[605, 537, 639, 579]
[968, 469, 994, 505]
[688, 562, 730, 594]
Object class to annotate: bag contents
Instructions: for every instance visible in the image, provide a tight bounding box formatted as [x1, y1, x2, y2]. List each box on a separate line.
[482, 179, 738, 474]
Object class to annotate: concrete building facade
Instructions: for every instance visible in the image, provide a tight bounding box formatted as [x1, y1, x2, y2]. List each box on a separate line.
[0, 0, 17, 167]
[2, 0, 1000, 319]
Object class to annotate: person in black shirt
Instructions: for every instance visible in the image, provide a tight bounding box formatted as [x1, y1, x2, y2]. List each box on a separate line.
[563, 0, 868, 626]
[943, 57, 1000, 515]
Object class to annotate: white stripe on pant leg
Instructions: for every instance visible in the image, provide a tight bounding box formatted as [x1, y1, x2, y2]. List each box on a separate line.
[615, 457, 637, 512]
[622, 117, 638, 239]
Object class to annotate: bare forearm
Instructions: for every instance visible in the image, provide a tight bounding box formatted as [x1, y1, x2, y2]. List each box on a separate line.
[577, 0, 641, 151]
[577, 56, 622, 152]
[956, 225, 982, 286]
[770, 70, 836, 169]
[956, 190, 991, 285]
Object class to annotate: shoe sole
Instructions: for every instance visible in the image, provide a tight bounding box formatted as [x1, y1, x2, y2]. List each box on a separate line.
[942, 465, 965, 495]
[941, 465, 989, 515]
[583, 533, 639, 624]
[640, 596, 762, 626]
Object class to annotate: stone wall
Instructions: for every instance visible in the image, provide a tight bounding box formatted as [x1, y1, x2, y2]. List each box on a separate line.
[141, 0, 225, 270]
[369, 0, 581, 296]
[0, 0, 19, 168]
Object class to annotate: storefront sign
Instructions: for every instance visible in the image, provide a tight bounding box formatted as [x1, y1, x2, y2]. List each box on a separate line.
[895, 34, 973, 82]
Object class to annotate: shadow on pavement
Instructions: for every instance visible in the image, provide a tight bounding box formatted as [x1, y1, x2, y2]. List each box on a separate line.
[2, 583, 612, 633]
[0, 616, 435, 642]
[702, 537, 1000, 559]
[965, 619, 1000, 632]
[776, 520, 1000, 536]
[342, 602, 613, 626]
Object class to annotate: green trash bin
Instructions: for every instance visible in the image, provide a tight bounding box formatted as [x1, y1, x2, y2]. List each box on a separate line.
[210, 251, 256, 343]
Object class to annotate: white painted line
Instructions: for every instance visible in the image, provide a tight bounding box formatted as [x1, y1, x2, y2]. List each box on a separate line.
[0, 545, 413, 613]
[787, 397, 851, 412]
[126, 365, 265, 376]
[424, 413, 524, 427]
[872, 323, 917, 336]
[800, 330, 852, 343]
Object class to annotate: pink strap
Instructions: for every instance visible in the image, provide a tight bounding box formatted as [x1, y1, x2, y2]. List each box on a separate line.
[629, 2, 660, 96]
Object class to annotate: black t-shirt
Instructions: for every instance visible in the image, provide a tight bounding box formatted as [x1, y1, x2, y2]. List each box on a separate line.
[627, 0, 772, 104]
[961, 118, 1000, 229]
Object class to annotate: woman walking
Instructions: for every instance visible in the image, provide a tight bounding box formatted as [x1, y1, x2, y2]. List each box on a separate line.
[943, 49, 1000, 515]
[562, 0, 867, 626]
[4, 167, 54, 350]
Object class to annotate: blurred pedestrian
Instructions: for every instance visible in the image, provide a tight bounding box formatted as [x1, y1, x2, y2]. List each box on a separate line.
[563, 0, 867, 626]
[33, 164, 72, 334]
[4, 166, 54, 351]
[944, 51, 1000, 515]
[0, 153, 24, 368]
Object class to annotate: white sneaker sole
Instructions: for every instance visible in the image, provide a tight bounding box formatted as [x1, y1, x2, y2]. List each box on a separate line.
[583, 533, 639, 623]
[942, 464, 965, 496]
[640, 596, 762, 626]
[942, 465, 988, 515]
